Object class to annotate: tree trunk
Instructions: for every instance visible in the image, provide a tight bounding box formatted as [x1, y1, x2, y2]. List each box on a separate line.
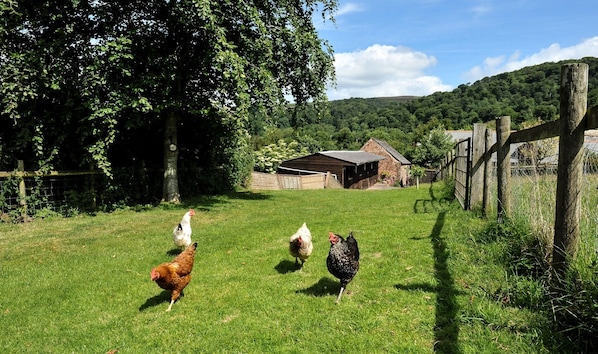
[163, 111, 180, 203]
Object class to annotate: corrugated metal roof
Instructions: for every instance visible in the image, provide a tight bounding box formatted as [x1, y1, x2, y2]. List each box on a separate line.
[370, 138, 411, 165]
[319, 151, 385, 165]
[445, 130, 474, 142]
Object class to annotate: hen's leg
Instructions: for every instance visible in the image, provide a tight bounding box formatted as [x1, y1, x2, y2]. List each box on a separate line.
[166, 300, 175, 312]
[335, 286, 345, 303]
[166, 290, 181, 312]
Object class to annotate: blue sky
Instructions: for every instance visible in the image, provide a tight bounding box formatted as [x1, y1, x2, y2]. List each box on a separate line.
[317, 0, 598, 100]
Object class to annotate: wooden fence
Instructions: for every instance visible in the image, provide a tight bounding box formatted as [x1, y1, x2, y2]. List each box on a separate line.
[439, 63, 597, 274]
[250, 171, 343, 190]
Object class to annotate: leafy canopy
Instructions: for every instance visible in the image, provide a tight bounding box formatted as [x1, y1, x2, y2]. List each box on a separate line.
[0, 0, 337, 195]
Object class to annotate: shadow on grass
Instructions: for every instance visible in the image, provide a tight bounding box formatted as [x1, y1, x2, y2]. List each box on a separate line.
[166, 248, 183, 256]
[296, 277, 339, 297]
[160, 191, 271, 215]
[429, 212, 461, 353]
[395, 282, 438, 293]
[413, 183, 452, 214]
[274, 259, 301, 274]
[139, 290, 172, 311]
[224, 190, 271, 201]
[399, 194, 461, 352]
[413, 198, 451, 213]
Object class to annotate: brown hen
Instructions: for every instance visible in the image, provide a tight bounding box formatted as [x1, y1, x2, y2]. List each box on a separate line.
[150, 242, 198, 311]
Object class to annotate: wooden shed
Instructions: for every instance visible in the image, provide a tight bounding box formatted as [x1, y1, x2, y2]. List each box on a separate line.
[361, 138, 411, 187]
[278, 151, 385, 189]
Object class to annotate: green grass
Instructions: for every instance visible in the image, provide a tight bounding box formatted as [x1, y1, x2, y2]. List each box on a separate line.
[0, 184, 561, 353]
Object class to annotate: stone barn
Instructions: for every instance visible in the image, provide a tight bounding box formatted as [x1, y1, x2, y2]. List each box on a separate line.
[278, 151, 385, 189]
[361, 138, 411, 186]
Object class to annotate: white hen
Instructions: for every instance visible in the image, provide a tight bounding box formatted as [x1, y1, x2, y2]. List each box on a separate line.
[289, 222, 313, 268]
[173, 209, 195, 248]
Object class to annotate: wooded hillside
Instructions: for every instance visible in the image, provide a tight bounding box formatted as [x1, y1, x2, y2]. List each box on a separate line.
[284, 57, 598, 132]
[250, 57, 598, 168]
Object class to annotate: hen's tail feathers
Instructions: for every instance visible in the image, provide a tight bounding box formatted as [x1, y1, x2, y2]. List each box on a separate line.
[347, 232, 360, 261]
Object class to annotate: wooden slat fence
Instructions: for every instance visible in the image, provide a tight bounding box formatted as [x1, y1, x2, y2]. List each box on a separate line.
[250, 171, 343, 190]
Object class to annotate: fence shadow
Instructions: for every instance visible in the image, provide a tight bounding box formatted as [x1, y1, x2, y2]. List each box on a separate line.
[396, 210, 460, 353]
[413, 183, 451, 213]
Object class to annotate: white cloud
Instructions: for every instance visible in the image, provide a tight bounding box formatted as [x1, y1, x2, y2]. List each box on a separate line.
[328, 44, 452, 100]
[336, 3, 365, 16]
[471, 5, 492, 17]
[464, 36, 598, 83]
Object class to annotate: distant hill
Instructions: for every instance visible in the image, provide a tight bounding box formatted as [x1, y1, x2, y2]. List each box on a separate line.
[250, 57, 598, 158]
[373, 96, 420, 103]
[322, 57, 598, 131]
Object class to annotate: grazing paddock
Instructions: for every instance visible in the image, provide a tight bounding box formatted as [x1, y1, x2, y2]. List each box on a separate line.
[0, 184, 564, 353]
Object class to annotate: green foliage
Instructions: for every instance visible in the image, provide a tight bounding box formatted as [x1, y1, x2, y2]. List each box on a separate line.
[0, 175, 20, 219]
[410, 165, 426, 178]
[0, 0, 337, 200]
[254, 139, 309, 173]
[476, 220, 548, 277]
[411, 125, 454, 167]
[471, 217, 598, 351]
[548, 254, 598, 351]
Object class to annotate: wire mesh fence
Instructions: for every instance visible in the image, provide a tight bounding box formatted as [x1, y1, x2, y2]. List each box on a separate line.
[0, 174, 97, 218]
[0, 168, 164, 221]
[482, 137, 598, 264]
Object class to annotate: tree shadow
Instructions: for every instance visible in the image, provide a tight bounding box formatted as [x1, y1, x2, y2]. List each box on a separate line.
[295, 277, 339, 297]
[139, 290, 171, 311]
[225, 190, 271, 201]
[274, 259, 301, 274]
[396, 210, 461, 353]
[160, 191, 270, 215]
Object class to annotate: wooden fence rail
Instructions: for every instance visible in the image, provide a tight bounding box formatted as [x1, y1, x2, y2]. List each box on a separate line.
[439, 62, 596, 274]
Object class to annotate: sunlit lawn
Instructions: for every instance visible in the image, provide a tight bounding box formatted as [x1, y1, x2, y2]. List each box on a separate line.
[0, 184, 559, 353]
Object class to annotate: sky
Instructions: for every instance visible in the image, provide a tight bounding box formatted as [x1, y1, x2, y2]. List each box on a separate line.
[317, 0, 598, 100]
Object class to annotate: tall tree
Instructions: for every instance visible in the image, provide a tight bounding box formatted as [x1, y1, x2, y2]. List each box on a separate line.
[0, 0, 337, 202]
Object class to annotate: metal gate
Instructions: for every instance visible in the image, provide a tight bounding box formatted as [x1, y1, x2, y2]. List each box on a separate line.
[453, 138, 471, 210]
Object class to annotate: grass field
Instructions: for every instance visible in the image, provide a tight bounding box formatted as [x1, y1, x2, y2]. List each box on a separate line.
[0, 183, 561, 353]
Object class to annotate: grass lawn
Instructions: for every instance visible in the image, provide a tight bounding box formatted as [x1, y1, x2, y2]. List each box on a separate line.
[0, 183, 557, 353]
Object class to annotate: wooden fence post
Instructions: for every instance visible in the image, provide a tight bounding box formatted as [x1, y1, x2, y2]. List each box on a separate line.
[552, 63, 589, 274]
[482, 128, 492, 217]
[17, 160, 28, 210]
[496, 116, 511, 222]
[470, 123, 486, 209]
[448, 150, 454, 177]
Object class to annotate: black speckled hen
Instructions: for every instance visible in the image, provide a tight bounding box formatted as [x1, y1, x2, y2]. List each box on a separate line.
[326, 231, 360, 303]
